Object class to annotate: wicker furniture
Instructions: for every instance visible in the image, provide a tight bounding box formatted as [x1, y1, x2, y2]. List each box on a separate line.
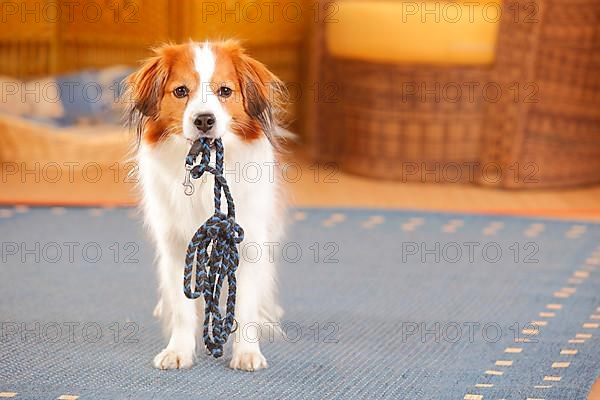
[0, 0, 171, 167]
[0, 0, 309, 167]
[479, 0, 600, 188]
[309, 0, 600, 188]
[0, 114, 129, 165]
[315, 60, 491, 183]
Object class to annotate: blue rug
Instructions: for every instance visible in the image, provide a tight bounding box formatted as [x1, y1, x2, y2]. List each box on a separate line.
[0, 206, 599, 400]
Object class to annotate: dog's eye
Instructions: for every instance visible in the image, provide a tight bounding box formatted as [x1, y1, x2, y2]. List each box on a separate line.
[173, 86, 189, 98]
[217, 86, 232, 98]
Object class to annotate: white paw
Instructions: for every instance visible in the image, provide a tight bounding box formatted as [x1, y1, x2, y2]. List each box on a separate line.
[229, 351, 268, 371]
[153, 348, 194, 370]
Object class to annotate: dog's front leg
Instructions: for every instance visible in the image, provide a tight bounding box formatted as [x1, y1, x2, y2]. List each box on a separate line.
[153, 242, 197, 370]
[229, 248, 268, 371]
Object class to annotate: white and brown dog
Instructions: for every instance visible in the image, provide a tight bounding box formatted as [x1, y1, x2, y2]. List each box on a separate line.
[125, 41, 287, 371]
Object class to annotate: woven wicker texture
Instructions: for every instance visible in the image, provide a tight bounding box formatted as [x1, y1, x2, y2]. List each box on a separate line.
[0, 115, 129, 165]
[479, 0, 600, 188]
[309, 0, 493, 183]
[320, 60, 489, 182]
[309, 0, 600, 188]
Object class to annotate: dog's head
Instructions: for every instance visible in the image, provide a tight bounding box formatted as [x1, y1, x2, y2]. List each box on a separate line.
[125, 40, 286, 146]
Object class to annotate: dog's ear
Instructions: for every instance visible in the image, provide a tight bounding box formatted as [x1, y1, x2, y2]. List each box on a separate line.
[125, 55, 167, 118]
[236, 52, 287, 141]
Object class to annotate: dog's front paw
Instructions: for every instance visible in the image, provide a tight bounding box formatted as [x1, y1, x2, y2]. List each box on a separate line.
[229, 350, 268, 371]
[153, 348, 194, 370]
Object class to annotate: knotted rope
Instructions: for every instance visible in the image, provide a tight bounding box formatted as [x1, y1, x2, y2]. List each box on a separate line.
[182, 138, 244, 358]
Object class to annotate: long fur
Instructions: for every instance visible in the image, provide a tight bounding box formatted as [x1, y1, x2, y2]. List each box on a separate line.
[125, 40, 287, 371]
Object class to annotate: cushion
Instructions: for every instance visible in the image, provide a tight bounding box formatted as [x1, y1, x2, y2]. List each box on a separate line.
[55, 65, 132, 125]
[326, 0, 501, 65]
[25, 77, 65, 120]
[12, 65, 133, 127]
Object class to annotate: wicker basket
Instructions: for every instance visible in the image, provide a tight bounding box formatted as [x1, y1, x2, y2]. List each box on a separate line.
[0, 0, 309, 170]
[0, 114, 130, 166]
[308, 1, 493, 183]
[318, 59, 490, 182]
[309, 0, 600, 188]
[478, 0, 600, 188]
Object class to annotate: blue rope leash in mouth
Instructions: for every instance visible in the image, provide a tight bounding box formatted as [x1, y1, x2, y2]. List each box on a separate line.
[182, 138, 244, 358]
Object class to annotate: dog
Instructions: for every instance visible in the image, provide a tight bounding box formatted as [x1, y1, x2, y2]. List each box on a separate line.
[125, 40, 287, 371]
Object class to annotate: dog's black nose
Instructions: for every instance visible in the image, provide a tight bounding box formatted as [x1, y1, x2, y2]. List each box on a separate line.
[193, 113, 216, 133]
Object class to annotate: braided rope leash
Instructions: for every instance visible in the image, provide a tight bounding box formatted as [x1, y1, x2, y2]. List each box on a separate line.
[182, 138, 244, 358]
